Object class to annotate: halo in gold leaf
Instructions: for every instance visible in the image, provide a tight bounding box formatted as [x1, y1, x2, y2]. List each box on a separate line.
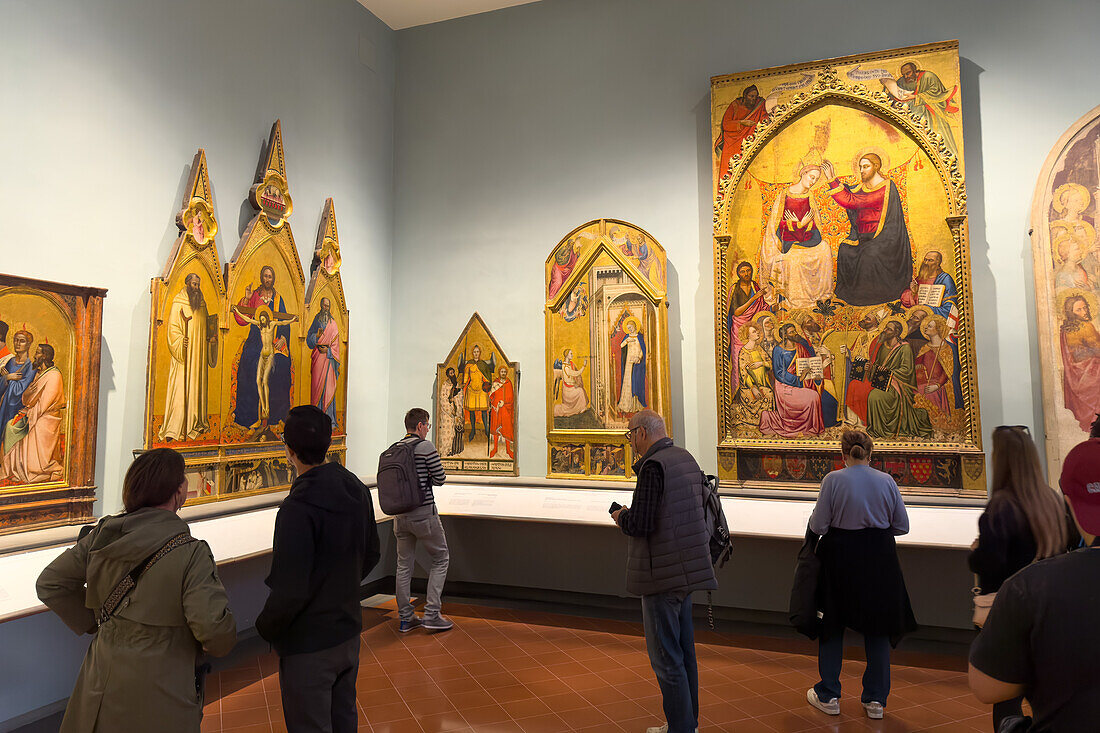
[1052, 182, 1090, 215]
[852, 146, 891, 179]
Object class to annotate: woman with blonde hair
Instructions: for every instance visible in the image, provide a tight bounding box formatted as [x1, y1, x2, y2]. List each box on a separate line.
[806, 429, 915, 721]
[969, 425, 1072, 730]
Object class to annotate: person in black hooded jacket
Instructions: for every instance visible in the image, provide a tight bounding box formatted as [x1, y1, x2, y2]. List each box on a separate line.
[257, 405, 380, 733]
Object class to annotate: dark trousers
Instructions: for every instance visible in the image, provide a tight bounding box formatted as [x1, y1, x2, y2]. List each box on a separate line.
[993, 697, 1025, 730]
[814, 628, 891, 705]
[278, 635, 360, 733]
[641, 590, 698, 733]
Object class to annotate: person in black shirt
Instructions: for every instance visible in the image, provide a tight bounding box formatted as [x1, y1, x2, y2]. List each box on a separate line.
[969, 425, 1100, 732]
[967, 426, 1070, 730]
[257, 406, 380, 733]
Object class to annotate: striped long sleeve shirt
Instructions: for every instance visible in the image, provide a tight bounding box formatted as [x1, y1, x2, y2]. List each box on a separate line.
[400, 434, 447, 506]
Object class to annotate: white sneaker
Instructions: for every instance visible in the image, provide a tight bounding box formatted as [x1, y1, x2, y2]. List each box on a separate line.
[863, 701, 884, 719]
[807, 688, 840, 715]
[645, 726, 668, 733]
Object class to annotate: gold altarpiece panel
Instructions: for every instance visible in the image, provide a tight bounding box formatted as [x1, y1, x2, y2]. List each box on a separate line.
[0, 274, 105, 534]
[435, 313, 519, 476]
[143, 123, 349, 505]
[545, 219, 671, 481]
[712, 41, 985, 497]
[1029, 104, 1100, 480]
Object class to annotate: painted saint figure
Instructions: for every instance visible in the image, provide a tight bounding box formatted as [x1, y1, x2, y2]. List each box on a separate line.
[0, 328, 36, 446]
[866, 320, 934, 439]
[735, 323, 773, 427]
[231, 304, 297, 433]
[460, 344, 495, 441]
[914, 317, 955, 414]
[759, 324, 826, 437]
[562, 284, 588, 322]
[552, 349, 589, 418]
[884, 62, 960, 159]
[1, 344, 65, 483]
[438, 366, 464, 457]
[232, 266, 294, 434]
[548, 238, 582, 299]
[1060, 295, 1100, 432]
[823, 156, 914, 306]
[488, 366, 515, 459]
[160, 274, 218, 442]
[727, 261, 777, 390]
[612, 316, 647, 415]
[714, 85, 776, 190]
[306, 297, 341, 424]
[761, 157, 833, 308]
[900, 251, 959, 319]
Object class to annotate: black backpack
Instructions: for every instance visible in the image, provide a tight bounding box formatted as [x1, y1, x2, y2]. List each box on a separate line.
[377, 438, 424, 515]
[702, 473, 732, 568]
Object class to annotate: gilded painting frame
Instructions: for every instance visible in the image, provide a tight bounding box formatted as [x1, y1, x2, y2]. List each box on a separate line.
[712, 41, 985, 497]
[0, 273, 105, 533]
[545, 219, 672, 481]
[1028, 103, 1100, 480]
[434, 313, 519, 476]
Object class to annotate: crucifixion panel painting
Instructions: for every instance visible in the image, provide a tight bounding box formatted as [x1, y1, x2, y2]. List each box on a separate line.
[712, 41, 985, 497]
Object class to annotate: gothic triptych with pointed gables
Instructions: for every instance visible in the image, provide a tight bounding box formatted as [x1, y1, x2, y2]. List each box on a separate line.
[143, 121, 350, 504]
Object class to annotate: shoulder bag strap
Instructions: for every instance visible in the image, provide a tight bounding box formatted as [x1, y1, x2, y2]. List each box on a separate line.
[97, 532, 194, 626]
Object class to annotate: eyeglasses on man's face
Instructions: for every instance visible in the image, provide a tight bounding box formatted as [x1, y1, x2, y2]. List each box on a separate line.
[624, 426, 642, 439]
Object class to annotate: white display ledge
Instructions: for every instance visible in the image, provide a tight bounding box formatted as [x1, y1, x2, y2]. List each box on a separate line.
[0, 482, 979, 625]
[433, 483, 982, 550]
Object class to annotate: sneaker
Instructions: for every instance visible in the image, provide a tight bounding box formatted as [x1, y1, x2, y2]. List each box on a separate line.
[422, 615, 454, 631]
[807, 688, 840, 715]
[645, 725, 667, 733]
[398, 616, 422, 633]
[863, 701, 884, 719]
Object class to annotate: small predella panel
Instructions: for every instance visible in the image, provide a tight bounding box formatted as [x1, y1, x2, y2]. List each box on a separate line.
[712, 41, 985, 497]
[545, 219, 672, 481]
[434, 313, 519, 476]
[143, 123, 349, 505]
[1029, 103, 1100, 480]
[0, 274, 105, 534]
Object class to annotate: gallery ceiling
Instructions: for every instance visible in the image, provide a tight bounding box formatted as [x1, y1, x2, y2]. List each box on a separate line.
[358, 0, 544, 30]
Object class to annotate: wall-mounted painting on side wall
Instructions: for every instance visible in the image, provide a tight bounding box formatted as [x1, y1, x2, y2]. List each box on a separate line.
[712, 41, 985, 497]
[143, 122, 349, 505]
[435, 313, 518, 476]
[0, 273, 105, 533]
[1030, 103, 1100, 481]
[545, 219, 671, 481]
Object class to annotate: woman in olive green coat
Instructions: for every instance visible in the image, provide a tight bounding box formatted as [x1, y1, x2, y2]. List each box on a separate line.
[37, 448, 237, 733]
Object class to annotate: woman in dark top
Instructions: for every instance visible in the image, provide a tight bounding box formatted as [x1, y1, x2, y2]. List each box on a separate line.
[968, 425, 1070, 730]
[805, 430, 915, 722]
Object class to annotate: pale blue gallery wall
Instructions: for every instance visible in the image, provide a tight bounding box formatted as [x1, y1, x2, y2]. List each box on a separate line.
[0, 0, 396, 512]
[389, 0, 1100, 475]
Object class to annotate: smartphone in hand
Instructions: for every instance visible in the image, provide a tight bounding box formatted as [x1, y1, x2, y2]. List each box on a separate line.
[608, 502, 622, 515]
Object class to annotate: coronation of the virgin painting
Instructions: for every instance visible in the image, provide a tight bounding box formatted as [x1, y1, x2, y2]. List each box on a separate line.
[1030, 103, 1100, 480]
[0, 274, 105, 533]
[435, 313, 519, 476]
[545, 219, 671, 480]
[143, 123, 349, 504]
[713, 41, 985, 496]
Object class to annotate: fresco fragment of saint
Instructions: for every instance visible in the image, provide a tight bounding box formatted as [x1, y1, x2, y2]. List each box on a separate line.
[713, 42, 983, 493]
[545, 219, 671, 480]
[434, 314, 518, 475]
[1029, 106, 1100, 478]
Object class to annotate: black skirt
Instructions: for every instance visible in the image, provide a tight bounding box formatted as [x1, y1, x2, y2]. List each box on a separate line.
[817, 527, 917, 645]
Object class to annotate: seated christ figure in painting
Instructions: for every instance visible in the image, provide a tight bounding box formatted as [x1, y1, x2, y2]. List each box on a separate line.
[823, 156, 914, 306]
[760, 154, 833, 308]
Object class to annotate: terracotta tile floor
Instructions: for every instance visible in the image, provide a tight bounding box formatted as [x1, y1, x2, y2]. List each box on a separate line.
[200, 600, 992, 732]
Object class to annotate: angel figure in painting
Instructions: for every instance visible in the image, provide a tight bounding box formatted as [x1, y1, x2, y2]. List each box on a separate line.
[232, 304, 298, 435]
[552, 349, 589, 418]
[760, 152, 833, 308]
[611, 315, 647, 415]
[488, 366, 515, 459]
[1, 343, 65, 483]
[160, 274, 218, 442]
[437, 367, 464, 457]
[1060, 294, 1100, 432]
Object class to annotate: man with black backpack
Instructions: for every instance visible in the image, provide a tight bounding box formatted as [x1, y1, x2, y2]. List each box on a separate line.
[382, 408, 452, 633]
[612, 409, 717, 733]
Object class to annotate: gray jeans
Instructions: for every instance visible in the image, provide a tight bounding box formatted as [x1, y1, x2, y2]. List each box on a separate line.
[393, 503, 450, 621]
